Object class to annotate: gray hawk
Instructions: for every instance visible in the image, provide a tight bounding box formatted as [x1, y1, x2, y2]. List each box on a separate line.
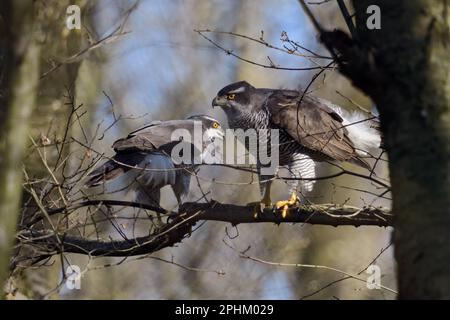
[212, 81, 381, 217]
[86, 115, 224, 208]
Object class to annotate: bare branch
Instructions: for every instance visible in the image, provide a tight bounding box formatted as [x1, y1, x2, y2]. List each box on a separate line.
[194, 29, 333, 71]
[336, 0, 356, 38]
[16, 201, 391, 266]
[40, 1, 139, 79]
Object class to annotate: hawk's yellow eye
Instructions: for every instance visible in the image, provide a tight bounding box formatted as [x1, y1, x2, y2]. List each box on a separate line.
[227, 94, 235, 100]
[212, 122, 220, 129]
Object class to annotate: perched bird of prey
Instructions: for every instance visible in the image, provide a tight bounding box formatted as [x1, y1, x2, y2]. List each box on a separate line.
[86, 115, 224, 208]
[212, 81, 381, 216]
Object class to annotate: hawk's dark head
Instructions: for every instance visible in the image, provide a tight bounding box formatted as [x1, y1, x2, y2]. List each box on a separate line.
[211, 81, 255, 114]
[212, 81, 274, 128]
[212, 81, 274, 120]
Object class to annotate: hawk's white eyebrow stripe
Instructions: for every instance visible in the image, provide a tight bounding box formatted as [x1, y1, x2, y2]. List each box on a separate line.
[228, 87, 246, 94]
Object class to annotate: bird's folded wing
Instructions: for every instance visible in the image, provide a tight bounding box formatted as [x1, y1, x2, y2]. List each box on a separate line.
[112, 120, 197, 153]
[267, 92, 361, 162]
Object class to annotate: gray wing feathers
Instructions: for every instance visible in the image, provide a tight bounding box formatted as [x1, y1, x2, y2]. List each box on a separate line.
[87, 120, 200, 186]
[267, 92, 370, 169]
[85, 119, 208, 208]
[113, 120, 200, 153]
[136, 187, 161, 207]
[134, 153, 177, 190]
[86, 152, 147, 187]
[171, 169, 191, 204]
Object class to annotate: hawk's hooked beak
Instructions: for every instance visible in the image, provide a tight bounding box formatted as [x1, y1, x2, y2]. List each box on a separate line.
[212, 96, 226, 108]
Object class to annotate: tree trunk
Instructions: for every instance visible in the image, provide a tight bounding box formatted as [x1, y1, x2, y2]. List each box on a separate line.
[0, 0, 40, 295]
[322, 0, 450, 298]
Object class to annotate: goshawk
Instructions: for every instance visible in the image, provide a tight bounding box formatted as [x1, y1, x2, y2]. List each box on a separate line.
[86, 115, 224, 208]
[212, 81, 381, 216]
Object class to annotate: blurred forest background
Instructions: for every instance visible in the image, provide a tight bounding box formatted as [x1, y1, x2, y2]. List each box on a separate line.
[5, 0, 394, 299]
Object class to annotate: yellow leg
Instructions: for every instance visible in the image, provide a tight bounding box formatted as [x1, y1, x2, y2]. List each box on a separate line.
[261, 185, 272, 207]
[275, 192, 299, 218]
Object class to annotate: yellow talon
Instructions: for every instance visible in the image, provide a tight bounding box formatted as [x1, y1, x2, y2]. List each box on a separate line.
[275, 192, 299, 218]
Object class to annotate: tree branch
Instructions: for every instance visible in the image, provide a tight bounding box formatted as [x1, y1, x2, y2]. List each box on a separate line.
[180, 201, 391, 226]
[18, 201, 392, 261]
[298, 0, 386, 96]
[336, 0, 357, 38]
